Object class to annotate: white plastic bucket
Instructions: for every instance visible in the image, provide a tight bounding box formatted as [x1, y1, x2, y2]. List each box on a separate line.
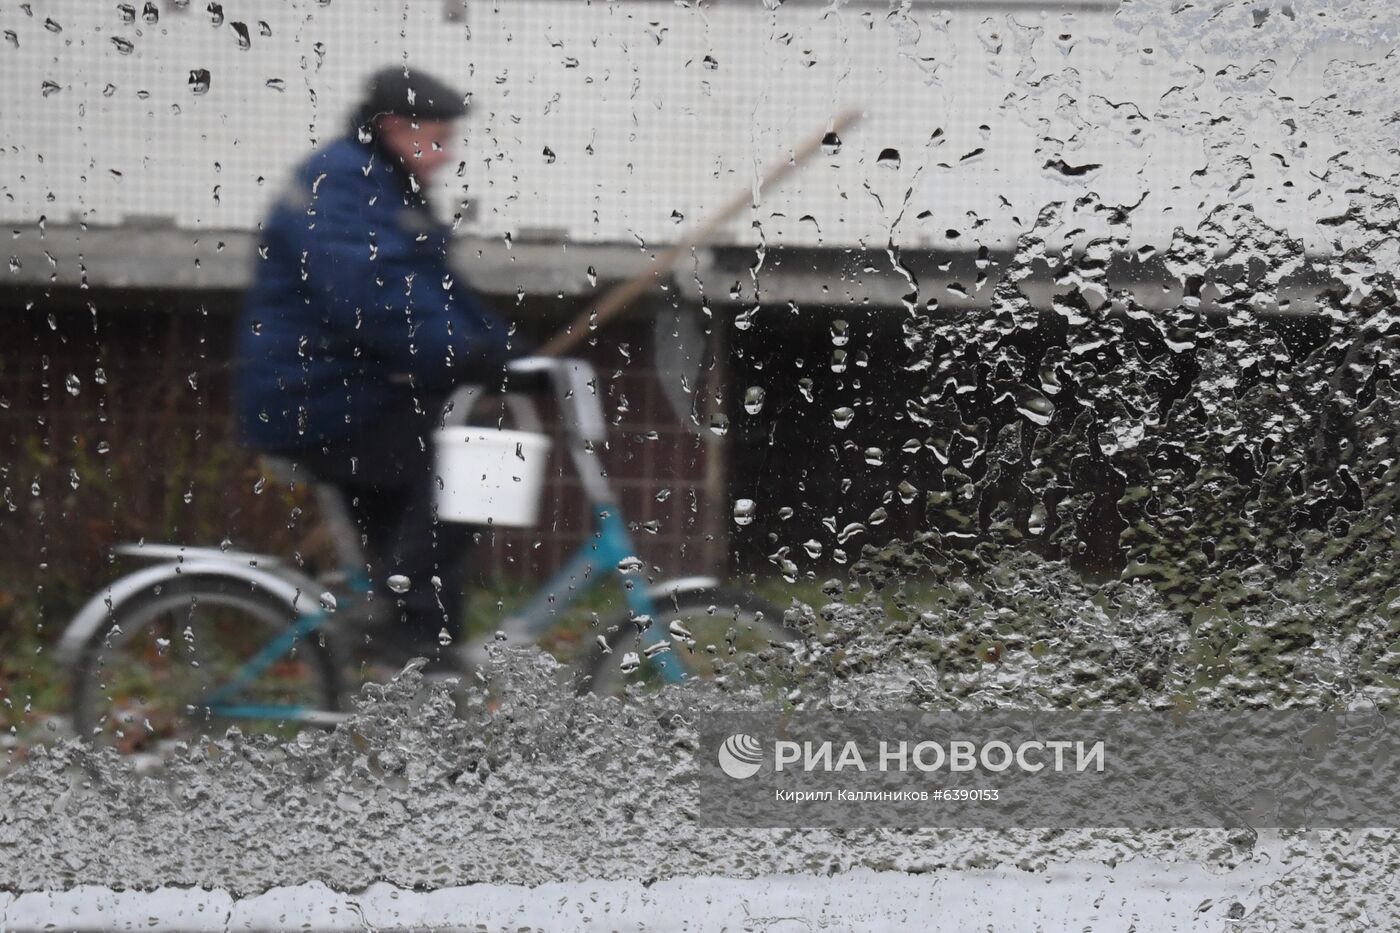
[433, 427, 552, 526]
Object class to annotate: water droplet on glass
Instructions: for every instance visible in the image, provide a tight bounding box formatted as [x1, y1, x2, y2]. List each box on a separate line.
[831, 350, 848, 373]
[110, 36, 135, 55]
[586, 265, 597, 287]
[618, 652, 641, 674]
[94, 367, 108, 385]
[802, 539, 822, 559]
[831, 320, 849, 346]
[438, 628, 453, 646]
[617, 555, 645, 574]
[1015, 389, 1055, 427]
[798, 378, 814, 402]
[863, 447, 883, 466]
[64, 374, 80, 396]
[743, 386, 766, 414]
[733, 498, 756, 526]
[266, 77, 286, 92]
[877, 147, 901, 169]
[386, 574, 412, 594]
[821, 131, 842, 155]
[837, 522, 866, 544]
[43, 17, 62, 33]
[189, 69, 211, 95]
[778, 506, 794, 520]
[542, 146, 556, 163]
[708, 413, 729, 436]
[831, 407, 855, 429]
[777, 556, 799, 583]
[898, 481, 917, 505]
[1028, 502, 1048, 536]
[117, 4, 135, 23]
[669, 620, 694, 643]
[41, 80, 62, 98]
[142, 2, 158, 23]
[318, 591, 337, 612]
[702, 54, 718, 70]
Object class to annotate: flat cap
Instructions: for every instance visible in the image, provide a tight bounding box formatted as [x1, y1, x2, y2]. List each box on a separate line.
[355, 65, 468, 125]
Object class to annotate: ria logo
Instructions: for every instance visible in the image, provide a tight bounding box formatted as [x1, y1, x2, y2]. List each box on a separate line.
[718, 733, 763, 779]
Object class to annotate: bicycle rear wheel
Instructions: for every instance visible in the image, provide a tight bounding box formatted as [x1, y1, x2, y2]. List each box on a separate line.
[70, 573, 344, 755]
[583, 587, 802, 697]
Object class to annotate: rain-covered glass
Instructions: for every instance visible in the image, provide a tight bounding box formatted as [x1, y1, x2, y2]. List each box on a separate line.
[2, 0, 1398, 927]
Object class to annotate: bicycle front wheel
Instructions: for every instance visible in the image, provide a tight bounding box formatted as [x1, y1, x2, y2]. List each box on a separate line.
[70, 573, 344, 755]
[583, 587, 802, 697]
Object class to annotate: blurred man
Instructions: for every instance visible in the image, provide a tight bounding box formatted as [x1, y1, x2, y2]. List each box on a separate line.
[236, 66, 514, 668]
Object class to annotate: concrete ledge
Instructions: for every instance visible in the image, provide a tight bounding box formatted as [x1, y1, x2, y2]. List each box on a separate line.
[5, 224, 1337, 317]
[1, 225, 657, 296]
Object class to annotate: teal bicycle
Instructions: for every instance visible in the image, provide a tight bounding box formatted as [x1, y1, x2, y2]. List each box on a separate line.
[57, 357, 796, 753]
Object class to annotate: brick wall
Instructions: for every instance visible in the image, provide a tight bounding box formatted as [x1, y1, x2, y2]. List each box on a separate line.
[0, 291, 728, 613]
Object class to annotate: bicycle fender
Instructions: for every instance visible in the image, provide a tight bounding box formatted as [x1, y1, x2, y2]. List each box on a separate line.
[55, 560, 316, 663]
[644, 576, 721, 602]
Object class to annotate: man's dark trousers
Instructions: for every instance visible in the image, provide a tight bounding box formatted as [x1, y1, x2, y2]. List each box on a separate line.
[291, 400, 475, 649]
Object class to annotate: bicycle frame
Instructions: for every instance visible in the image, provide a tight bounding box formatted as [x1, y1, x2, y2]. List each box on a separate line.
[484, 503, 686, 682]
[196, 357, 689, 724]
[198, 505, 686, 722]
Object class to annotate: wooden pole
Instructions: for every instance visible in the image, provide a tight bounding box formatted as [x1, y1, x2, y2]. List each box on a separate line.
[537, 108, 863, 358]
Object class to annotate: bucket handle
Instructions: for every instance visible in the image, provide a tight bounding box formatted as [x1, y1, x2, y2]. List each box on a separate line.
[441, 384, 545, 434]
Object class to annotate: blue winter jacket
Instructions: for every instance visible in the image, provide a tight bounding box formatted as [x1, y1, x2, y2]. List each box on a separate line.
[235, 135, 511, 451]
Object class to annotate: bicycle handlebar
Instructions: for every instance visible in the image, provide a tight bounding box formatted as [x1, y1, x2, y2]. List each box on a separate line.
[442, 355, 609, 443]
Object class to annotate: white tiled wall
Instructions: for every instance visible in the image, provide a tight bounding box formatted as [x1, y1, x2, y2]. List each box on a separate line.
[0, 0, 1357, 253]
